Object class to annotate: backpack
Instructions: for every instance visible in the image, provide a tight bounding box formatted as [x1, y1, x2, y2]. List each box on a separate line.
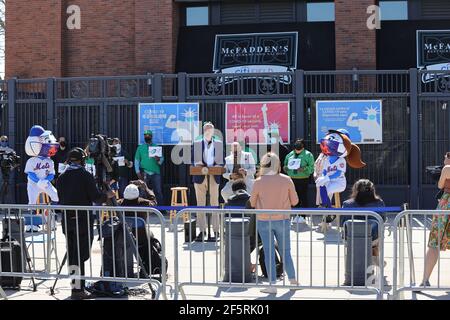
[258, 245, 284, 279]
[146, 235, 168, 278]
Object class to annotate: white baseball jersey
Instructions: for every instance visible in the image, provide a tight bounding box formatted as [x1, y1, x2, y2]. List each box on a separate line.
[25, 157, 55, 180]
[322, 156, 346, 179]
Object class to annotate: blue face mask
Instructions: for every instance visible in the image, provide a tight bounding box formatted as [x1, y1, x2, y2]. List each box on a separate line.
[0, 141, 7, 147]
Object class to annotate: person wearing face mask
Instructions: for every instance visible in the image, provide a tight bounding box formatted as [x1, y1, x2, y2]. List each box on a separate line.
[267, 129, 289, 168]
[111, 138, 133, 199]
[134, 130, 164, 206]
[52, 137, 70, 178]
[0, 135, 18, 204]
[283, 139, 315, 223]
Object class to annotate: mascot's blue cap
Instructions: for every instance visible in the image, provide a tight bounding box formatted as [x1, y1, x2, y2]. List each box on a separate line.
[29, 125, 45, 137]
[328, 128, 350, 138]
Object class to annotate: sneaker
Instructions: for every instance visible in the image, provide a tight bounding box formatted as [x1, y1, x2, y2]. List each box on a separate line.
[292, 216, 306, 224]
[260, 287, 277, 294]
[289, 279, 301, 291]
[413, 280, 430, 292]
[25, 225, 39, 233]
[71, 290, 94, 300]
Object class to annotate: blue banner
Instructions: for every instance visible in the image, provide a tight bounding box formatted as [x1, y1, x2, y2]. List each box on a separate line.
[138, 103, 200, 145]
[316, 100, 383, 144]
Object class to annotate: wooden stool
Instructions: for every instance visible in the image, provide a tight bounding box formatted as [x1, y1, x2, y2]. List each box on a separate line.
[170, 187, 189, 225]
[333, 192, 341, 208]
[101, 190, 119, 222]
[36, 193, 53, 231]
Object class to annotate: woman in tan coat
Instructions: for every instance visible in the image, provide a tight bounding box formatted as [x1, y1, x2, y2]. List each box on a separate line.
[250, 152, 299, 294]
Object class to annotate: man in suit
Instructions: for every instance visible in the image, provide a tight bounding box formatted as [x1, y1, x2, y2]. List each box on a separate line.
[192, 122, 224, 241]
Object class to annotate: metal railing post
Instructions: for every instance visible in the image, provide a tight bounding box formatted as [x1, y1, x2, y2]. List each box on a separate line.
[409, 68, 419, 209]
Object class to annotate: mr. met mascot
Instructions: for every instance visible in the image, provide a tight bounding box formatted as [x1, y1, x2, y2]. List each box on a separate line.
[24, 125, 59, 204]
[315, 128, 365, 208]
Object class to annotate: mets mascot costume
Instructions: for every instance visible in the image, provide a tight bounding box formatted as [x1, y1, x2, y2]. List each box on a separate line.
[315, 128, 366, 212]
[24, 125, 60, 206]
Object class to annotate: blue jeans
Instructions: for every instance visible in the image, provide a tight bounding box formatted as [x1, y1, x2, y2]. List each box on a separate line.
[0, 170, 15, 204]
[145, 173, 163, 205]
[258, 219, 296, 283]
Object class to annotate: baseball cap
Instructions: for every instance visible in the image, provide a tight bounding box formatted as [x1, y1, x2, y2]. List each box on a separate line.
[124, 184, 140, 200]
[144, 130, 153, 136]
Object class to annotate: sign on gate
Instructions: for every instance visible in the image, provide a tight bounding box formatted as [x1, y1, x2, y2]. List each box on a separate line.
[316, 100, 383, 144]
[138, 103, 200, 145]
[213, 32, 298, 83]
[417, 30, 450, 83]
[225, 101, 290, 144]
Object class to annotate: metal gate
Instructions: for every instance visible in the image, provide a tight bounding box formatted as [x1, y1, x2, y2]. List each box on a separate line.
[2, 69, 450, 208]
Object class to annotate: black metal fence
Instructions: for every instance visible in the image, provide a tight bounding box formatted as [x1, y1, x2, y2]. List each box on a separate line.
[1, 69, 449, 209]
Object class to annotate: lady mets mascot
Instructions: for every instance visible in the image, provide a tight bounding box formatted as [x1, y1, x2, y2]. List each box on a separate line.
[316, 129, 366, 208]
[24, 125, 59, 205]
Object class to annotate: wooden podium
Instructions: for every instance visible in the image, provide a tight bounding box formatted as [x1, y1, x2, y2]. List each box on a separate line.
[190, 165, 225, 241]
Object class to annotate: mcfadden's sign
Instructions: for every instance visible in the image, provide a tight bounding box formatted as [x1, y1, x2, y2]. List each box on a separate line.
[213, 32, 298, 83]
[417, 30, 450, 83]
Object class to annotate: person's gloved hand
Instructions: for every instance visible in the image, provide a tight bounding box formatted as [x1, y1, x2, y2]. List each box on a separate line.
[315, 175, 330, 187]
[37, 179, 49, 190]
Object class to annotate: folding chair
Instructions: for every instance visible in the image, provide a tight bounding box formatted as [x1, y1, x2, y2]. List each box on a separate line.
[23, 214, 60, 273]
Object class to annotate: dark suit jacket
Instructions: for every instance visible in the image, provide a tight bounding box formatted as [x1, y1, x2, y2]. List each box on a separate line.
[191, 138, 224, 184]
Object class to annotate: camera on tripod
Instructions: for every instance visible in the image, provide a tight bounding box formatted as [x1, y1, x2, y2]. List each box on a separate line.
[0, 150, 20, 173]
[88, 134, 117, 163]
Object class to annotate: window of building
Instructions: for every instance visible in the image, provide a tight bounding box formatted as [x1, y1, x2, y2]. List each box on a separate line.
[186, 6, 209, 26]
[306, 2, 335, 22]
[379, 1, 408, 20]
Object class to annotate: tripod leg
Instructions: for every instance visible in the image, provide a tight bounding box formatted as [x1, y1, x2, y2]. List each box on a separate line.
[50, 253, 67, 295]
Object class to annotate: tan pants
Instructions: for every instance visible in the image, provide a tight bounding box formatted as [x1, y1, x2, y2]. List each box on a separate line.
[194, 175, 220, 233]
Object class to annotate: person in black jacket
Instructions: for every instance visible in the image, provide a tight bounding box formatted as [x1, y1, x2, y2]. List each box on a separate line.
[117, 183, 157, 277]
[267, 130, 289, 167]
[56, 147, 115, 300]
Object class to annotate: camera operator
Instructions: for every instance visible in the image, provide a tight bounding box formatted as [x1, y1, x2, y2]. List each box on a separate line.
[0, 135, 19, 204]
[56, 147, 115, 300]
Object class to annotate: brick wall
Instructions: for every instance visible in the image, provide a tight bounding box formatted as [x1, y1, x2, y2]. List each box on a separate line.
[335, 0, 377, 70]
[6, 0, 63, 78]
[6, 1, 379, 78]
[6, 0, 180, 78]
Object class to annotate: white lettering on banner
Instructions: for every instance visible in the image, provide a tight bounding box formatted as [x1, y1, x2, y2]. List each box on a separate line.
[66, 5, 81, 30]
[421, 63, 450, 83]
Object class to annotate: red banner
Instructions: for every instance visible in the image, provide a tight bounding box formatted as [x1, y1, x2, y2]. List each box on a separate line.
[225, 101, 290, 144]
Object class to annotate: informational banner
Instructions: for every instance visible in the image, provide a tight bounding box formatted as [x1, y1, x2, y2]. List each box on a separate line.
[316, 100, 383, 144]
[213, 32, 298, 81]
[417, 30, 450, 83]
[225, 101, 290, 145]
[138, 103, 200, 145]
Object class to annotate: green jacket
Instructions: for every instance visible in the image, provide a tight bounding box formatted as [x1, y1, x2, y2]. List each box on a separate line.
[134, 143, 164, 175]
[284, 149, 314, 179]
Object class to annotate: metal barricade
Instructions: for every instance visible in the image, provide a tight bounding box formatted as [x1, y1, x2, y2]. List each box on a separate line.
[173, 208, 385, 300]
[392, 210, 450, 300]
[0, 205, 167, 300]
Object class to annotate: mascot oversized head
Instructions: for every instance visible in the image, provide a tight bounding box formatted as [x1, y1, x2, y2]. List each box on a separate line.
[319, 129, 365, 169]
[316, 128, 365, 208]
[25, 125, 59, 158]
